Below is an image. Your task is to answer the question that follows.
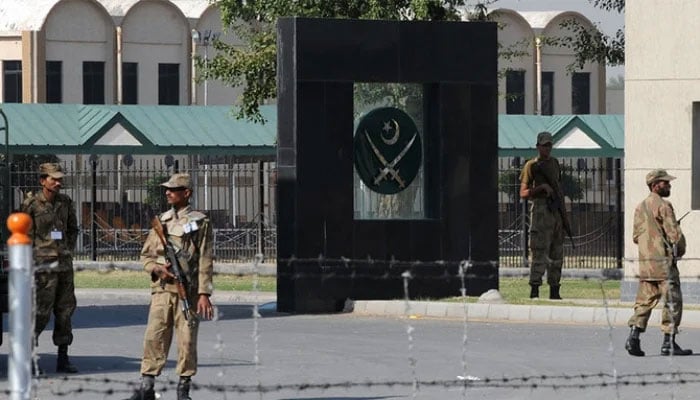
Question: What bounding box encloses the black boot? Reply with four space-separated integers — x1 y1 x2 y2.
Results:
549 285 562 300
529 285 540 299
31 363 44 377
177 376 192 400
56 344 78 373
125 375 156 400
661 334 693 356
625 326 645 357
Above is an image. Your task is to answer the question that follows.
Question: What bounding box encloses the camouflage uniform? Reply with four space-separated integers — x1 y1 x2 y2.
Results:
21 188 79 346
139 205 213 377
520 156 564 287
628 192 686 334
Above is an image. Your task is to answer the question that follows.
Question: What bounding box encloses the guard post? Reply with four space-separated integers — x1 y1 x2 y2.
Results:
8 212 32 400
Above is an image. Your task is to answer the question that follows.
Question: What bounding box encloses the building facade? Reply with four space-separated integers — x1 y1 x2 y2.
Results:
490 8 606 115
0 2 607 113
0 0 241 106
624 1 700 300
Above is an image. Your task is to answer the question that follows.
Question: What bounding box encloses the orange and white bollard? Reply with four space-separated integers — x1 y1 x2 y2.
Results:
7 212 32 400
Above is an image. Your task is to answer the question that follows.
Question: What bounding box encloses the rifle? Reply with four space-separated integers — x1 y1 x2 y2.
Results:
151 217 195 325
532 161 575 248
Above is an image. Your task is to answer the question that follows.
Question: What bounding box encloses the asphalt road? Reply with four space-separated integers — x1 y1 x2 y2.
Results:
2 294 700 400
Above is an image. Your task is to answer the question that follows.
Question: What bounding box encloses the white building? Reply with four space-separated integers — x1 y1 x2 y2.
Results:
625 2 700 300
0 0 241 106
0 2 608 114
490 8 606 115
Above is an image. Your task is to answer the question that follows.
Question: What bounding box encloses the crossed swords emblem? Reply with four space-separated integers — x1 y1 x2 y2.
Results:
364 130 418 189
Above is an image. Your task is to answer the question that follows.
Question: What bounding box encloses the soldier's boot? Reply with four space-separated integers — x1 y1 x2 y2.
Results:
31 335 43 376
56 344 78 373
625 326 645 357
529 285 539 299
177 376 193 400
661 334 693 356
31 363 44 377
124 375 156 400
549 285 562 300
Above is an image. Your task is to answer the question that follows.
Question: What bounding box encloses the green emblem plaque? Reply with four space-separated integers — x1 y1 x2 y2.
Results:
354 107 422 194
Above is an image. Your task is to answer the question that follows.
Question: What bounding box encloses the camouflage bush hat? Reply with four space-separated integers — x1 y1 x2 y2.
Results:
646 169 676 185
161 173 192 190
39 163 65 178
536 131 553 146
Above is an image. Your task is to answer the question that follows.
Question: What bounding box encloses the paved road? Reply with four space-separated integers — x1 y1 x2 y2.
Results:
2 290 700 399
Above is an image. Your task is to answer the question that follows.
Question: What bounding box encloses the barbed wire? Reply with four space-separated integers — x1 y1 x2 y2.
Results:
11 371 700 397
12 253 697 399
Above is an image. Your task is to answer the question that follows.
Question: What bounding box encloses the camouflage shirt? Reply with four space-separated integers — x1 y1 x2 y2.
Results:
633 192 686 280
21 191 79 270
520 156 564 227
140 205 214 296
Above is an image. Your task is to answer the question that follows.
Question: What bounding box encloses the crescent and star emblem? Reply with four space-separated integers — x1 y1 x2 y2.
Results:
353 107 422 195
380 119 400 145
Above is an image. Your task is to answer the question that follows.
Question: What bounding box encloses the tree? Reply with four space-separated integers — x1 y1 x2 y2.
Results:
557 0 625 71
204 0 470 123
143 174 170 215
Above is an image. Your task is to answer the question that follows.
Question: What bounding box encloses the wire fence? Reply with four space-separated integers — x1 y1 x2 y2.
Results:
6 255 700 400
6 155 625 269
498 156 624 269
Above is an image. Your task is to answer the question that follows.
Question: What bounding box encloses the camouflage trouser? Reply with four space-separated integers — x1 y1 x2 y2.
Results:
140 291 199 377
529 202 564 286
34 269 76 346
628 269 683 334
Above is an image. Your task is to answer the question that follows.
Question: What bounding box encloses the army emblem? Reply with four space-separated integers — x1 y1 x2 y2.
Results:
353 107 422 194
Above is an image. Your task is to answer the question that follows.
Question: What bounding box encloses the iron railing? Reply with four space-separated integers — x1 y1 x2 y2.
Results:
8 155 623 268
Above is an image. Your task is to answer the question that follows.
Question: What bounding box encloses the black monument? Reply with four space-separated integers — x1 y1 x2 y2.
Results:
277 17 499 313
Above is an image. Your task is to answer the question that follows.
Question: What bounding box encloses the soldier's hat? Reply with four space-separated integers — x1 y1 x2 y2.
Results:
161 173 192 190
39 163 65 179
646 169 676 185
536 131 553 146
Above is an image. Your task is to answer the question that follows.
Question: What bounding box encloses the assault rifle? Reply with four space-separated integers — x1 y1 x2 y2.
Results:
532 161 575 248
151 217 194 324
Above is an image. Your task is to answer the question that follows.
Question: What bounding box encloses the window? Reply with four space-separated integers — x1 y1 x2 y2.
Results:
158 63 179 105
505 70 525 114
83 61 105 104
572 72 591 114
46 61 62 103
122 62 138 104
3 60 22 103
541 72 554 115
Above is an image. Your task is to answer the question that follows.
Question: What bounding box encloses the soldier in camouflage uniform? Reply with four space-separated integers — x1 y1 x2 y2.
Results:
126 173 214 400
625 169 692 357
21 163 79 374
519 132 565 300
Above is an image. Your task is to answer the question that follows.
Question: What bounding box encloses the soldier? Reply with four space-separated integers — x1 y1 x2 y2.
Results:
625 169 692 357
21 162 79 373
126 173 214 400
519 131 565 300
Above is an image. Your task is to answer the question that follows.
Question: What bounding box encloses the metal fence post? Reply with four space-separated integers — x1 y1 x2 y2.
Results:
91 157 98 261
521 198 529 269
8 212 33 400
615 158 623 269
257 160 265 258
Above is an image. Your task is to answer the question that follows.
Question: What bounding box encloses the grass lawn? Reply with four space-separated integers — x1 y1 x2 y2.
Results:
75 271 620 303
75 270 277 292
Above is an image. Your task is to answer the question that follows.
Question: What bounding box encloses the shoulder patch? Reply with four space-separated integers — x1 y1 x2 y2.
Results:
160 209 175 222
187 211 207 221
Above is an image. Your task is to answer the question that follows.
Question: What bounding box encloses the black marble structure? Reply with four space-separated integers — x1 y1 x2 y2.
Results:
276 18 499 313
